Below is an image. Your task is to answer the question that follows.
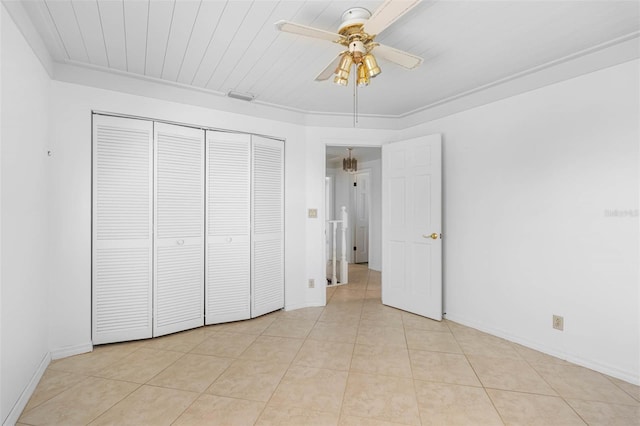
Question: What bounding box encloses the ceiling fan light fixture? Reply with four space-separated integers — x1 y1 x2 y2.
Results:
334 53 353 86
357 64 370 87
275 0 423 90
334 75 349 86
363 53 381 78
335 53 354 78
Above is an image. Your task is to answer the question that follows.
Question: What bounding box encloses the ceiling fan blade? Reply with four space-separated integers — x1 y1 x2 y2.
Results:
363 0 422 36
374 44 423 69
275 20 344 43
315 54 343 81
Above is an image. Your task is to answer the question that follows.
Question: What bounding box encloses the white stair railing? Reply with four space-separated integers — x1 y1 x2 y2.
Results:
328 206 349 285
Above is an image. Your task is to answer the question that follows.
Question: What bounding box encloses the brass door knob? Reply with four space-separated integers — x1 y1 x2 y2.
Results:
423 233 439 240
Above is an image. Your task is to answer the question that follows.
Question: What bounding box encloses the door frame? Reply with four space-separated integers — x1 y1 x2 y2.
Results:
323 144 381 279
325 176 334 265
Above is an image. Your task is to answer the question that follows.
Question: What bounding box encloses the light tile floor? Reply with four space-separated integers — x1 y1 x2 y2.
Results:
18 264 640 425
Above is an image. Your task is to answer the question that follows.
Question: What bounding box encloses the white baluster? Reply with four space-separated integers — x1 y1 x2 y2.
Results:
331 221 338 285
340 206 349 284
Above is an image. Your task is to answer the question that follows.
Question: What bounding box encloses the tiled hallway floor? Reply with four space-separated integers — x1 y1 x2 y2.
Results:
18 264 640 425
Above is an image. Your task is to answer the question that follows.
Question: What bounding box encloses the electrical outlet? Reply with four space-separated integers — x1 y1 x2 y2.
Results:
308 208 318 218
552 315 564 331
308 279 315 289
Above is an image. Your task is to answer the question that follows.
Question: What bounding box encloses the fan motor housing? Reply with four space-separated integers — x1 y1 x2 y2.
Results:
338 7 371 36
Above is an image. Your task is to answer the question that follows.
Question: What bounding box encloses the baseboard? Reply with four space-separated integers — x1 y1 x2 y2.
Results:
3 352 50 426
284 301 324 311
445 313 640 386
50 342 93 360
564 353 640 386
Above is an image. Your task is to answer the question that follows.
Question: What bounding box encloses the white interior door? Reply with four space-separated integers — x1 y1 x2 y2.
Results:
92 115 153 344
354 171 370 263
153 123 204 337
251 136 284 317
205 131 251 324
381 134 442 320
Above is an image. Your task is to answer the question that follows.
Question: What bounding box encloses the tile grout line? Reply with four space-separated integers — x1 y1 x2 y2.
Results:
447 323 507 426
263 265 368 422
338 264 369 424
17 375 97 423
603 374 640 403
402 306 427 426
91 340 207 425
169 335 229 425
249 293 329 424
191 322 267 423
513 343 589 424
17 371 90 416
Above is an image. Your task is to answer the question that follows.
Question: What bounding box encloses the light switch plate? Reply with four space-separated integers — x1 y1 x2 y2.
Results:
308 208 318 218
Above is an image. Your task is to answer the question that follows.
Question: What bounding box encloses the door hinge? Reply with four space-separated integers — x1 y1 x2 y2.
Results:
353 182 357 187
353 246 357 251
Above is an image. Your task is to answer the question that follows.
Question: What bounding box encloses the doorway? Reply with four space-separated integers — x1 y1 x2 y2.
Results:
325 146 381 276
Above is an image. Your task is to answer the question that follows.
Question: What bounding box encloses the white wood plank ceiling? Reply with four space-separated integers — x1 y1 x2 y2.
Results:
18 0 640 116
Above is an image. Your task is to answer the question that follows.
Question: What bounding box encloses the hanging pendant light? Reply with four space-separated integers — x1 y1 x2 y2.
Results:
343 148 358 173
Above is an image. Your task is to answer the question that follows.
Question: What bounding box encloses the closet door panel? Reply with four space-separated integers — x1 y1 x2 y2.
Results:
92 115 153 344
251 136 284 317
207 236 250 323
154 123 204 337
206 131 251 324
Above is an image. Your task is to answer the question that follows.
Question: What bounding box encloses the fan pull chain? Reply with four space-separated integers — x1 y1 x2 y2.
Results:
353 65 358 127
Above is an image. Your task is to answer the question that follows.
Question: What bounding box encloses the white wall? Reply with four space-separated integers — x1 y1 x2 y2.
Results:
1 4 51 422
402 59 640 384
47 81 310 353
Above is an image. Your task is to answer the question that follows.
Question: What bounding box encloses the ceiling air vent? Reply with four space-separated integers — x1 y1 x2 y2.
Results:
227 91 255 102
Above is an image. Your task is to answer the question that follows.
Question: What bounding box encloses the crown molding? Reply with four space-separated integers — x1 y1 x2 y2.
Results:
1 0 55 77
398 33 640 129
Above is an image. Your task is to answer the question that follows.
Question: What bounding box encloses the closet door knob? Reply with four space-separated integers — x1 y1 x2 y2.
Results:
177 239 184 245
226 237 233 243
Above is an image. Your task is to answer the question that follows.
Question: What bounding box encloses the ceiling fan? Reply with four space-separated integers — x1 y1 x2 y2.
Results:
275 0 424 87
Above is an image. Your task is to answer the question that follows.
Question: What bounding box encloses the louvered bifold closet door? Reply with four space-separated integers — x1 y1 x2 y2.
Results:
251 136 284 317
205 131 251 324
154 123 205 337
92 115 153 345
